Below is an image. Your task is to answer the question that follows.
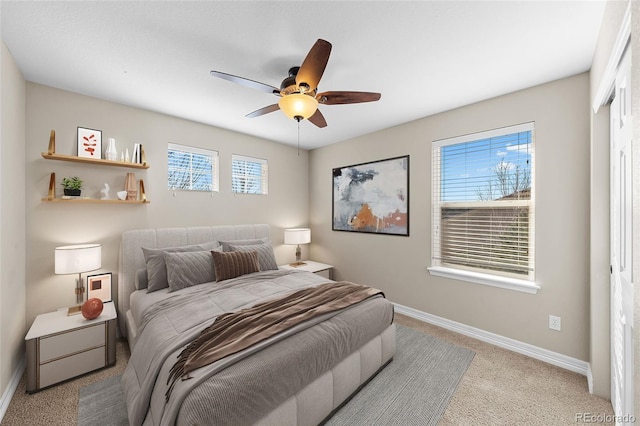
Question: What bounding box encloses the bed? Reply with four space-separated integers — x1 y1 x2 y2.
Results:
117 224 395 425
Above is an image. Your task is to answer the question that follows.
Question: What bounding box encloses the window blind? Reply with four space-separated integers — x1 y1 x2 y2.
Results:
432 123 535 279
168 143 219 192
232 154 268 195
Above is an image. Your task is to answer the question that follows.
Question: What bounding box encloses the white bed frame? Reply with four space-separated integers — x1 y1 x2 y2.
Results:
117 224 395 425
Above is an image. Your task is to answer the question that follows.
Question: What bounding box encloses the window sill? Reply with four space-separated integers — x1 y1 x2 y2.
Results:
427 266 540 294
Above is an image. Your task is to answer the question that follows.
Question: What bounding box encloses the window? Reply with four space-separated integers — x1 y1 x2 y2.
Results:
232 154 268 195
168 143 219 192
430 123 537 292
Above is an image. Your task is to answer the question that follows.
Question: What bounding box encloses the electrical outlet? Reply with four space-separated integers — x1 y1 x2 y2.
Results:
549 315 561 331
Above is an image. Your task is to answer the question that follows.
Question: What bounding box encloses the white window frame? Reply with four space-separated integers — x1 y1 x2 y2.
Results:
428 122 539 294
168 143 219 192
232 154 268 195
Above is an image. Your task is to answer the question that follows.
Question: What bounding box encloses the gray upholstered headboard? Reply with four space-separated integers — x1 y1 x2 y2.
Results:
117 224 271 337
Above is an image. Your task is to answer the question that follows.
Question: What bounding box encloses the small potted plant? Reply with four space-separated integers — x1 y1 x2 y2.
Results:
61 176 83 197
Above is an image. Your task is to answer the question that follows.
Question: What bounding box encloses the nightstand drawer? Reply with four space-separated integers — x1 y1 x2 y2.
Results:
25 303 117 393
39 346 105 388
40 323 105 362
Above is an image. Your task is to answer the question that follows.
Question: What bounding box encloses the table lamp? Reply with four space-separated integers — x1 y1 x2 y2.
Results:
55 243 101 315
284 228 311 267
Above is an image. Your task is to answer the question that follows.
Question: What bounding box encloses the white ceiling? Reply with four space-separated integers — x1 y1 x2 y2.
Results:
1 1 606 150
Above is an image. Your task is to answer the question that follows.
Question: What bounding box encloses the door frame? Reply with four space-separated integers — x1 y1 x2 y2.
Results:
590 0 632 404
592 4 631 116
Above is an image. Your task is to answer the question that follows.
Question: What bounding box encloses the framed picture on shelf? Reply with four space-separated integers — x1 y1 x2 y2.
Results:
77 127 102 159
87 272 112 302
332 155 409 236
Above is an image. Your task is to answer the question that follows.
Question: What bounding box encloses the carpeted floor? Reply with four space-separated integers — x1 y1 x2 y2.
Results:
396 315 615 426
1 336 130 426
1 313 615 425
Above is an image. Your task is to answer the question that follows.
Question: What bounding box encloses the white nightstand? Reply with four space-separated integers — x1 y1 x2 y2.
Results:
25 302 117 393
280 260 334 280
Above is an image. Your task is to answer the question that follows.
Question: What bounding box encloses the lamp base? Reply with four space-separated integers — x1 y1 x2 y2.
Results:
67 305 82 316
288 261 307 267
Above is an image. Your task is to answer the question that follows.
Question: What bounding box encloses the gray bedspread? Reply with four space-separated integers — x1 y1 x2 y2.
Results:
121 270 394 426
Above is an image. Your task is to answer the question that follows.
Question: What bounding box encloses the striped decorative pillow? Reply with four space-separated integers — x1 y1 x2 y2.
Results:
228 241 278 271
164 249 221 292
142 240 220 292
219 238 268 252
211 250 260 282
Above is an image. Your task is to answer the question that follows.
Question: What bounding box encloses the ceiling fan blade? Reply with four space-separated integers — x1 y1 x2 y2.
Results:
246 104 280 118
308 109 327 128
210 70 279 95
296 39 332 93
317 91 381 105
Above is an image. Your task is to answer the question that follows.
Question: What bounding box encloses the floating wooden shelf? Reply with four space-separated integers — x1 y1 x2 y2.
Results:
41 152 149 169
40 197 150 204
42 130 150 204
42 130 149 169
43 172 148 204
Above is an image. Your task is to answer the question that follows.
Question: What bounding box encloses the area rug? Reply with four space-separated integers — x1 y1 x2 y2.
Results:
78 325 474 425
324 325 475 425
78 374 128 425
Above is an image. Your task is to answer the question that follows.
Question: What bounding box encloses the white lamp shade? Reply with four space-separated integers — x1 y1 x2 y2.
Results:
284 228 311 245
55 244 101 275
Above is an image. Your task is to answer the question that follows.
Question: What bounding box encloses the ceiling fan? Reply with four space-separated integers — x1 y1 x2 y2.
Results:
210 39 381 128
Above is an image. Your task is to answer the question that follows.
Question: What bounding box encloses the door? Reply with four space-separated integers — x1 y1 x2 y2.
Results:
610 46 633 424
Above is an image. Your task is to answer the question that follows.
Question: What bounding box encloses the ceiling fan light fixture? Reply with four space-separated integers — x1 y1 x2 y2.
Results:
278 93 318 121
210 39 380 129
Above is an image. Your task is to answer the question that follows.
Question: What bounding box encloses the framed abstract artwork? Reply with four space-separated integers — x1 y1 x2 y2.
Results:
332 155 409 236
87 272 112 303
77 127 102 159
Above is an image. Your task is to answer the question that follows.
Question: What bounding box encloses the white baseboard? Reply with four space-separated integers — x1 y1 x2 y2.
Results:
394 303 591 378
586 364 594 394
0 357 25 423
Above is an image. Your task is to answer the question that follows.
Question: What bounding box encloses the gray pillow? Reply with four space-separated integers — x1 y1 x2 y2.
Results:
164 248 221 292
142 240 220 292
228 241 278 271
219 238 268 252
134 268 148 290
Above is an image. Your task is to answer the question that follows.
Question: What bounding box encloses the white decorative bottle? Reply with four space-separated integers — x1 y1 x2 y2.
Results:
105 138 118 161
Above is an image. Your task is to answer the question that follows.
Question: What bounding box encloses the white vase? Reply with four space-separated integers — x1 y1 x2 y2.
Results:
105 138 118 161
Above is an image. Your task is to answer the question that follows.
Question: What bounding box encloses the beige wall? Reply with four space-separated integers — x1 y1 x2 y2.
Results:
25 83 310 327
1 41 26 403
310 73 591 361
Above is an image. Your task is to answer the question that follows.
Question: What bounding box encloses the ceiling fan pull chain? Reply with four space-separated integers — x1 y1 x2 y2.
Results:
297 118 301 156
